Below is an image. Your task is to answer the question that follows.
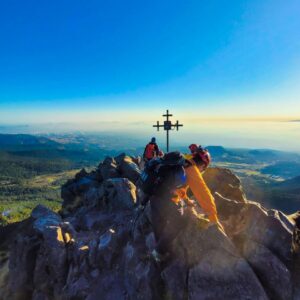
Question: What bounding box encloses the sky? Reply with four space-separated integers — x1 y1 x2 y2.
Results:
0 0 300 149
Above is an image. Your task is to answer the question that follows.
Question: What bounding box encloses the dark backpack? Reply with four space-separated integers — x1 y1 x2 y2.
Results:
140 151 187 195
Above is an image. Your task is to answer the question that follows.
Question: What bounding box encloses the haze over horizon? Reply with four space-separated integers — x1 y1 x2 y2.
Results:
0 0 299 150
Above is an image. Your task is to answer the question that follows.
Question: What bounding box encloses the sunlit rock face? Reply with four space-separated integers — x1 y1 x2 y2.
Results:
203 167 247 203
1 155 300 300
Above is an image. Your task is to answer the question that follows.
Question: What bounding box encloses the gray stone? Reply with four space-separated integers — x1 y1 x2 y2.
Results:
188 250 268 300
243 239 292 300
103 178 137 210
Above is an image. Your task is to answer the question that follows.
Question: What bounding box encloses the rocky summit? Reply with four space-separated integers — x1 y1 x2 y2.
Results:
0 153 300 300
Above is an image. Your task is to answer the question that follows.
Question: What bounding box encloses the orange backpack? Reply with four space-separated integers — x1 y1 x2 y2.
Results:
145 143 156 159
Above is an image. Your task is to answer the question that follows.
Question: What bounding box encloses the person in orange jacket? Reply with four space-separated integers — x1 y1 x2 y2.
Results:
173 145 221 223
143 137 160 162
150 147 223 262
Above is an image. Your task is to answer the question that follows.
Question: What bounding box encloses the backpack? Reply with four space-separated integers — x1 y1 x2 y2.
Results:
140 151 187 195
145 143 156 159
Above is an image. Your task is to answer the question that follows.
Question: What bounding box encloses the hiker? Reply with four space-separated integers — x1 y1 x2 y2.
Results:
143 137 160 162
189 143 199 154
140 148 223 262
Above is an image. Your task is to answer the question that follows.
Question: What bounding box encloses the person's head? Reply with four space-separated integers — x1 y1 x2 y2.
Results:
151 137 156 143
189 143 199 153
192 147 211 172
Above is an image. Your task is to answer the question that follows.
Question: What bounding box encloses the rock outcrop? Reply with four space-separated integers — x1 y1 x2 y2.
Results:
1 155 299 300
203 167 246 203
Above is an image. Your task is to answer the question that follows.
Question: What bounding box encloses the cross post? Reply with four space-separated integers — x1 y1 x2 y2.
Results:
152 110 183 152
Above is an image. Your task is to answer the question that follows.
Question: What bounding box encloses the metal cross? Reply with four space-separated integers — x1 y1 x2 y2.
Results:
153 109 183 152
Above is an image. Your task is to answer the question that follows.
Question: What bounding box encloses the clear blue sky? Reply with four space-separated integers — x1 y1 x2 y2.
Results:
0 0 300 124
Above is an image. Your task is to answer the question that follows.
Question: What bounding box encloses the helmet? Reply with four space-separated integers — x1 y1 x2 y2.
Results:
151 137 156 143
189 143 199 153
193 147 211 170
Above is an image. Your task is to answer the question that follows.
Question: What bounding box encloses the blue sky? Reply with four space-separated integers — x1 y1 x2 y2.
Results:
0 0 300 124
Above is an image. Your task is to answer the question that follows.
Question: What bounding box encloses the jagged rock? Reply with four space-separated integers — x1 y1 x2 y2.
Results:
33 230 67 297
6 206 69 300
292 253 300 300
132 203 153 243
87 169 103 182
3 162 300 300
115 154 141 184
32 205 62 232
114 153 127 165
215 193 293 263
203 167 246 202
122 243 162 300
75 168 89 180
0 253 9 300
83 185 104 208
0 219 34 300
97 228 121 268
8 234 40 300
86 273 127 300
64 273 91 299
161 260 188 300
32 290 49 300
173 209 267 299
98 157 120 180
78 210 112 231
290 212 300 254
242 239 292 300
103 178 137 210
174 208 233 267
131 156 142 168
188 250 268 300
61 173 100 214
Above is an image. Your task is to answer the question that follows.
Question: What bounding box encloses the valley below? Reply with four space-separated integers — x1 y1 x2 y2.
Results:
0 133 299 225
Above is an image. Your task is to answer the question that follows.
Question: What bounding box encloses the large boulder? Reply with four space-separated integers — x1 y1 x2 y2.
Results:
103 178 137 211
115 154 141 184
8 234 40 300
98 157 120 180
188 251 268 300
173 209 268 300
203 167 246 202
7 206 70 300
161 260 188 300
122 243 163 300
214 193 293 263
61 169 101 214
242 239 292 300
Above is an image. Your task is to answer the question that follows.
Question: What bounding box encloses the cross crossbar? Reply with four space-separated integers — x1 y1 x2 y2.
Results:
152 110 183 151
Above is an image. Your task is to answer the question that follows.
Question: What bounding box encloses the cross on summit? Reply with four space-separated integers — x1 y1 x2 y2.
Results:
153 109 183 152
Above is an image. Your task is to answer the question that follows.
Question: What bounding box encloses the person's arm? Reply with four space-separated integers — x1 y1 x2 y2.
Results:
143 144 148 158
185 165 218 222
154 143 159 156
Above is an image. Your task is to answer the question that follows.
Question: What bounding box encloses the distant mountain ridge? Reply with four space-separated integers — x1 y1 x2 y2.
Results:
1 133 300 214
0 134 59 150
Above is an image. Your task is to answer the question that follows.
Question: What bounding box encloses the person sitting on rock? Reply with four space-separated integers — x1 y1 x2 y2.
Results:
141 148 224 262
143 137 160 162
